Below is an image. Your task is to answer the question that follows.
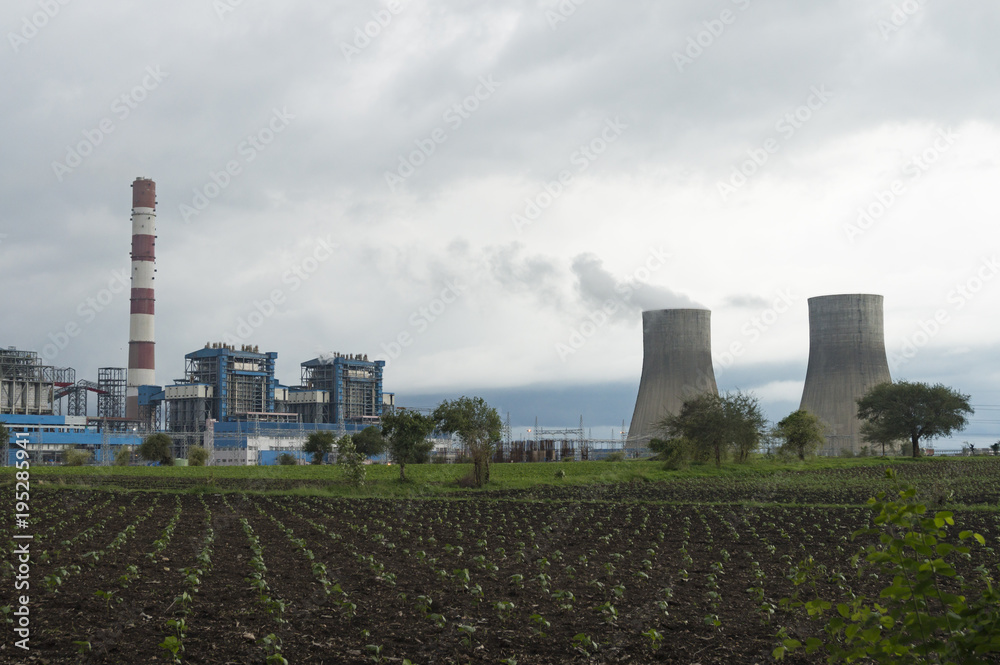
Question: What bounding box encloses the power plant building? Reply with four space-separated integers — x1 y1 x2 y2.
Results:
799 294 893 455
164 344 285 450
627 309 719 444
278 354 385 426
1 347 73 416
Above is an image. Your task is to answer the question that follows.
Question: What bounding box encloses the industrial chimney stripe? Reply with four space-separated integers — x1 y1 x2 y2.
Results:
126 177 156 420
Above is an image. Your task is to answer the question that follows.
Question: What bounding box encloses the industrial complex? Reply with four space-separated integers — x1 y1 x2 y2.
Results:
625 297 894 456
1 177 899 464
1 178 392 466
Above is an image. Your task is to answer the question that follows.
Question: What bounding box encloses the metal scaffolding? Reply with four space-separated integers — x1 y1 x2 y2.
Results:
98 368 127 420
1 347 74 415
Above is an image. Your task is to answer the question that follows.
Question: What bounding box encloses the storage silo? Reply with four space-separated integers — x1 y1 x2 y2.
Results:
627 309 718 444
799 294 892 455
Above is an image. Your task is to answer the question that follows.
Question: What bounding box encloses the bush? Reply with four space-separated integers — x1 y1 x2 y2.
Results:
651 437 690 470
62 447 92 466
188 446 209 466
604 451 626 462
837 447 855 458
336 436 366 487
776 469 1000 663
114 447 132 466
277 453 297 466
140 433 175 466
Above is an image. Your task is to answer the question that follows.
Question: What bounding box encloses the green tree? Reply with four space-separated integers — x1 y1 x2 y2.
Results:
336 435 366 487
433 396 503 487
352 426 386 458
277 452 298 465
658 390 766 467
659 393 726 466
380 410 437 482
774 409 826 460
139 433 175 466
303 431 335 465
187 446 209 466
856 381 973 458
725 391 767 463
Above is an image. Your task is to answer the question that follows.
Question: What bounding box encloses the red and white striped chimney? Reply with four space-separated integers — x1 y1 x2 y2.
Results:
126 177 156 420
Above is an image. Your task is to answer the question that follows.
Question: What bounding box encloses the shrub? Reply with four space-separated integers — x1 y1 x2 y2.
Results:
277 453 297 466
336 436 366 487
140 433 175 466
114 447 132 466
650 437 690 470
776 469 1000 663
604 451 626 463
188 446 209 466
62 447 92 466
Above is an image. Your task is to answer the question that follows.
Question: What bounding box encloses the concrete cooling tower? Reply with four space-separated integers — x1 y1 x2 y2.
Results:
627 309 718 444
799 294 892 455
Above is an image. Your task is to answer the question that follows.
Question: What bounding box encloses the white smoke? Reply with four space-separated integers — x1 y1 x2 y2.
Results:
570 253 703 317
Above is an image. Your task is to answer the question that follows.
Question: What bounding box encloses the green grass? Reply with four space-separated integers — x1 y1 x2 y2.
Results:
1 453 983 498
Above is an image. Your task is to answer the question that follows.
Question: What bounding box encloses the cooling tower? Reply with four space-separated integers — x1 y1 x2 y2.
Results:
799 294 892 455
126 177 156 420
627 309 718 444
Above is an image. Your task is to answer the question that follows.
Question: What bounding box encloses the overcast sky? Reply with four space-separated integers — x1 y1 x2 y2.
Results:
2 1 998 447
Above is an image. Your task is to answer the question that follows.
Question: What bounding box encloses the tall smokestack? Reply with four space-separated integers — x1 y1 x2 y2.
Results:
627 309 718 444
799 294 892 455
126 177 156 420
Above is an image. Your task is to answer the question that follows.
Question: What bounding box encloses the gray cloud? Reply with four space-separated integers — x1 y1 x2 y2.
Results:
2 0 999 422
